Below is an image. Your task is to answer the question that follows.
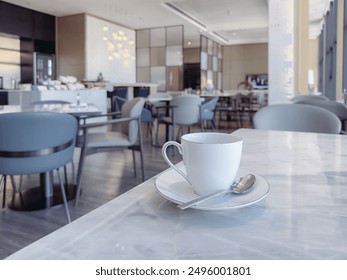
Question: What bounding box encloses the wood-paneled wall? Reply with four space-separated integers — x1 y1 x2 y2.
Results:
222 43 268 90
56 14 86 80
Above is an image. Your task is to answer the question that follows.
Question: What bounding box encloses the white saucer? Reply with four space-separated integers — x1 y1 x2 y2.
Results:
155 167 270 211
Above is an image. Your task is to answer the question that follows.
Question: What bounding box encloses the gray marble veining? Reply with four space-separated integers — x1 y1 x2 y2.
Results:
6 129 347 259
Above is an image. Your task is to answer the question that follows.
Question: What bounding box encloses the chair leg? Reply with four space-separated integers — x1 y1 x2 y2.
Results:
140 150 145 182
200 120 204 132
1 175 6 208
9 176 18 205
70 160 76 185
64 166 68 189
75 147 87 207
132 150 137 178
17 175 22 192
155 120 160 147
150 121 156 145
138 118 145 181
210 120 216 131
56 168 71 223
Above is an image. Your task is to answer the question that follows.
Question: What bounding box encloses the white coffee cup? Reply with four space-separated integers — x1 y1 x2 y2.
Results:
162 132 243 196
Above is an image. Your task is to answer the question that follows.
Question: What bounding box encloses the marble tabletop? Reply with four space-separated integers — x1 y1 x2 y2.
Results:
7 129 347 259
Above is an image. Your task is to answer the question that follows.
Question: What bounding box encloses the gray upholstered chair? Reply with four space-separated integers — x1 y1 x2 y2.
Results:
253 104 341 134
291 95 330 103
294 99 347 132
156 94 202 144
199 97 218 131
28 100 75 187
111 95 154 141
74 97 145 206
0 112 78 223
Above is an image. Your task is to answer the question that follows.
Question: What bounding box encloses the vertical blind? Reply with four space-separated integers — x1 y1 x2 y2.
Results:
319 0 338 99
343 0 347 92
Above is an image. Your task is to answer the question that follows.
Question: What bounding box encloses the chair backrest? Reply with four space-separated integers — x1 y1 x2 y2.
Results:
294 99 347 121
109 87 128 112
170 95 202 125
141 107 152 123
112 95 127 113
121 97 146 143
0 112 78 175
291 95 330 103
200 97 219 121
253 104 341 134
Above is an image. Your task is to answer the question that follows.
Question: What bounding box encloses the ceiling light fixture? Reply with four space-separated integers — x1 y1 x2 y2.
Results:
162 2 230 45
208 31 230 45
161 2 207 31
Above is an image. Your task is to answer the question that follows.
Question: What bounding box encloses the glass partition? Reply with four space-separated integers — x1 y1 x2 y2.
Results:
200 35 223 91
136 25 183 91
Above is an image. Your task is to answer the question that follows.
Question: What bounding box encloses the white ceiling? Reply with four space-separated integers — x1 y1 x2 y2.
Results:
3 0 331 47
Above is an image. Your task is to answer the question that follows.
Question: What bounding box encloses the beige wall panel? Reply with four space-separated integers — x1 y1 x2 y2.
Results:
57 14 86 80
137 67 150 83
183 48 200 63
167 66 183 91
244 44 268 60
150 47 166 66
223 43 268 89
294 0 310 94
244 58 268 74
225 45 245 60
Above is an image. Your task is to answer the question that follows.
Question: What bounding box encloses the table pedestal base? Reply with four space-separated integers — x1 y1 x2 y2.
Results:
8 184 76 211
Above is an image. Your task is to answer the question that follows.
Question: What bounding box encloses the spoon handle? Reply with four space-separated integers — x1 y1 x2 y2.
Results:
177 174 256 210
177 189 230 210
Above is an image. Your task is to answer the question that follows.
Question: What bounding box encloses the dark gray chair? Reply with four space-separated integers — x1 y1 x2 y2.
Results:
253 104 341 134
294 99 347 133
75 97 146 206
0 112 78 223
291 95 330 103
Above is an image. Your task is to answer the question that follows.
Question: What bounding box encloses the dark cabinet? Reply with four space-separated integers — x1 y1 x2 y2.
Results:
20 38 34 83
34 39 55 54
33 12 55 42
0 91 8 105
0 2 33 38
0 2 55 42
0 2 56 84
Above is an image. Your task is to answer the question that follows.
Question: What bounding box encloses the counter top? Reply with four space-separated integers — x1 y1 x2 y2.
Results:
111 82 158 87
7 129 347 260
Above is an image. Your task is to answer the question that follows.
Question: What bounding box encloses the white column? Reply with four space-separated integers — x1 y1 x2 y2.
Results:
268 0 295 104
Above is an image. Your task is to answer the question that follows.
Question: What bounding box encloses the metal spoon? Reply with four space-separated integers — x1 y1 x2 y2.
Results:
177 174 256 210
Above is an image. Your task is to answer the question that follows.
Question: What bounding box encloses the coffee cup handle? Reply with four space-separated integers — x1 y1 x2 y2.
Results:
162 141 191 185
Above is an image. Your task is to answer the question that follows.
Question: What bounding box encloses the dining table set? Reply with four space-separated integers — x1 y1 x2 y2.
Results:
6 128 347 260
